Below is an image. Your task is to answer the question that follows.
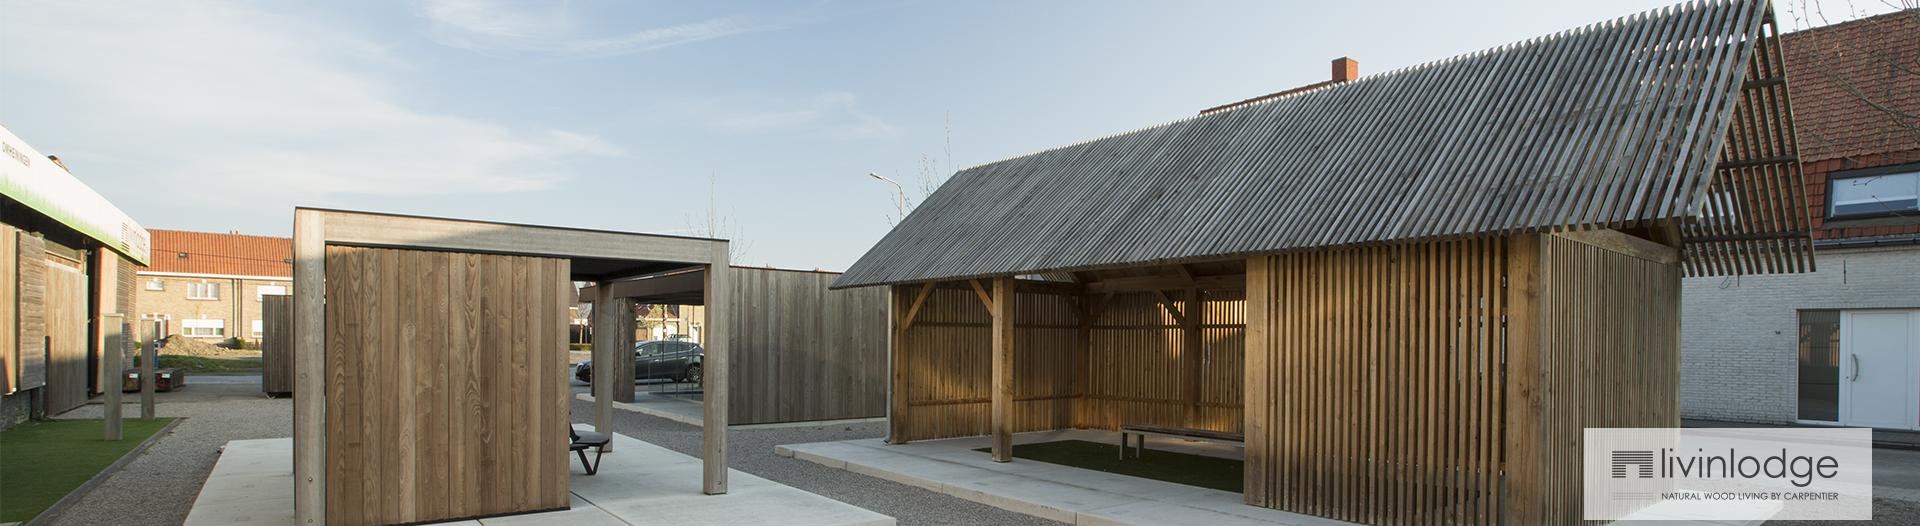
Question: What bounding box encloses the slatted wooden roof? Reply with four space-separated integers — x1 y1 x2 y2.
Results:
836 0 1811 288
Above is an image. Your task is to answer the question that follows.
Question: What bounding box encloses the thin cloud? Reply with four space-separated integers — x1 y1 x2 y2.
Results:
0 1 619 201
699 92 902 140
419 0 778 58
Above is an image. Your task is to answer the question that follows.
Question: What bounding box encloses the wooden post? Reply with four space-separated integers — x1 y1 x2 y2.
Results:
1183 287 1203 427
590 282 631 452
702 246 731 495
1503 234 1542 525
292 208 325 526
141 322 157 419
1243 256 1269 506
102 314 123 441
888 286 908 444
990 277 1014 462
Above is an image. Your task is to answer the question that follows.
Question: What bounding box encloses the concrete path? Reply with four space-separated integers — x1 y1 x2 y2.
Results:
183 428 892 526
778 429 1354 526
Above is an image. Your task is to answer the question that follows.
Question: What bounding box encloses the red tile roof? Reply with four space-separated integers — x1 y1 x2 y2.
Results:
139 229 291 278
1783 10 1920 163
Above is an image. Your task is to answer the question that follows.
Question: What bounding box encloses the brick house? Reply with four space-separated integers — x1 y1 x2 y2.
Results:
134 229 291 345
1680 10 1920 427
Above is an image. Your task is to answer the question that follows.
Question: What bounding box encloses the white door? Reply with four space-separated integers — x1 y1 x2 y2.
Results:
1841 310 1919 430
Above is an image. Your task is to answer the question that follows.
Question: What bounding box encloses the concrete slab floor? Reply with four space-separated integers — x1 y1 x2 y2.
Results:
183 428 892 526
778 429 1352 526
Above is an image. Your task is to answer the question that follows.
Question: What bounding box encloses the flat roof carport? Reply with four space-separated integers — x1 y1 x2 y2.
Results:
292 208 733 525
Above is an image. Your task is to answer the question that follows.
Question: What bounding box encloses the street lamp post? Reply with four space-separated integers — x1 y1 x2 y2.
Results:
868 172 908 218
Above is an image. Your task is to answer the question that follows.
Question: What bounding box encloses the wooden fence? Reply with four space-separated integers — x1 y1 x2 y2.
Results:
322 246 571 525
726 267 888 425
262 294 293 396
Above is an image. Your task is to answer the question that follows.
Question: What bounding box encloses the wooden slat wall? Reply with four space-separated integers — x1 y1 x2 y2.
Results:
1245 238 1509 525
16 234 46 391
262 295 293 395
1078 290 1245 433
893 284 1078 442
2 225 14 395
727 267 887 425
43 258 89 414
1517 233 1682 525
323 246 569 526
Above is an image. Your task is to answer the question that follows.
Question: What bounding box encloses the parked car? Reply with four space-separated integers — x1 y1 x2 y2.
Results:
573 340 704 384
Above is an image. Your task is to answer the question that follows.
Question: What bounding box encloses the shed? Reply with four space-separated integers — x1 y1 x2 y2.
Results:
831 0 1812 524
290 208 734 525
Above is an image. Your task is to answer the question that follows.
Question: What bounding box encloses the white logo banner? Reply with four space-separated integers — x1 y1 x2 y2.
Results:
1584 428 1873 521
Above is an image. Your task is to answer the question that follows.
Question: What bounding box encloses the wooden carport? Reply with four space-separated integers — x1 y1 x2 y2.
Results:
291 208 732 526
834 1 1813 524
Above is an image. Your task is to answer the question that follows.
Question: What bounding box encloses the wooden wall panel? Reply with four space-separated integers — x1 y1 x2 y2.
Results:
262 295 293 395
16 234 45 391
43 258 88 414
2 225 14 395
893 284 1079 442
323 246 569 525
1517 233 1682 525
726 267 887 425
1078 290 1245 433
1244 239 1508 525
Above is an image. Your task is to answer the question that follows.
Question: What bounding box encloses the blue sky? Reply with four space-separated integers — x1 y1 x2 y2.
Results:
1 0 1898 270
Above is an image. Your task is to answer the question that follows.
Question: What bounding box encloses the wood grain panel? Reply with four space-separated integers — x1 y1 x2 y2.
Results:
43 258 88 414
2 225 14 395
891 283 1080 442
16 233 45 391
324 246 569 525
263 295 294 395
726 267 887 425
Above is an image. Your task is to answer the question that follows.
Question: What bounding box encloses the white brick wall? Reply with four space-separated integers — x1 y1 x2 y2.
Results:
1680 244 1920 424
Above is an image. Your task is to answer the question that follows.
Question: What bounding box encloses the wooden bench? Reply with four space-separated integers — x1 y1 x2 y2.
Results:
1119 424 1244 459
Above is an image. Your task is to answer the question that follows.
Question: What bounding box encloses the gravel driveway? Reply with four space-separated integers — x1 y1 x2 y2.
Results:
36 375 291 526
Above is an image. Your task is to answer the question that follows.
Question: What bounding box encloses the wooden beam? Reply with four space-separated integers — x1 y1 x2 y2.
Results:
990 277 1015 462
1085 273 1243 294
1153 289 1188 326
311 207 720 264
899 282 935 333
968 279 994 311
1554 229 1678 265
292 208 326 526
701 244 731 495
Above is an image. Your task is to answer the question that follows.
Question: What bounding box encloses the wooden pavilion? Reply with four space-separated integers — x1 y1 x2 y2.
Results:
831 1 1813 524
290 208 733 526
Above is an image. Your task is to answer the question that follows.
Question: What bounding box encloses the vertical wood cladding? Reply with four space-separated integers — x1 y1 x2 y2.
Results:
262 295 293 395
726 267 888 425
323 246 569 525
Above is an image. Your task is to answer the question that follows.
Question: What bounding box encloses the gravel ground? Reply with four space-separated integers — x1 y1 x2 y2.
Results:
36 376 291 526
568 393 1062 526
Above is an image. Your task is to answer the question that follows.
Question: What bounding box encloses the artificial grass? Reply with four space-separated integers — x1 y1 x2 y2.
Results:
136 354 262 374
974 439 1243 492
0 418 176 522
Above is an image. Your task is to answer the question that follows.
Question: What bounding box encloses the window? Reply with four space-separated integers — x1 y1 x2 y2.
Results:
183 319 226 338
251 320 264 339
145 278 164 291
1828 165 1920 220
1798 310 1840 422
257 284 287 301
187 281 220 300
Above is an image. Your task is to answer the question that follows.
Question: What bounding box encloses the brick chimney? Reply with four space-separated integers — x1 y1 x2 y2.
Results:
1200 56 1363 115
1332 57 1359 82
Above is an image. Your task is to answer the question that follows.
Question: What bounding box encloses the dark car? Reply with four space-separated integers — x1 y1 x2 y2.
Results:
573 340 704 384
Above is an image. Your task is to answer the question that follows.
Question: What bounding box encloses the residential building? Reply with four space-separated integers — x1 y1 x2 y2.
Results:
1680 10 1920 427
134 229 292 345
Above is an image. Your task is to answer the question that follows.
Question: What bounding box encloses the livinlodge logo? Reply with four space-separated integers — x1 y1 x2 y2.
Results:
1608 448 1840 487
1583 428 1872 521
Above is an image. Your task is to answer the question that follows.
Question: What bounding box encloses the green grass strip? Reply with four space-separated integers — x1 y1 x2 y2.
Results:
0 418 176 522
975 439 1243 492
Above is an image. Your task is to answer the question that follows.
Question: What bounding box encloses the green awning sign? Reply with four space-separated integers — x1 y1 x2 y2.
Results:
1 123 150 265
